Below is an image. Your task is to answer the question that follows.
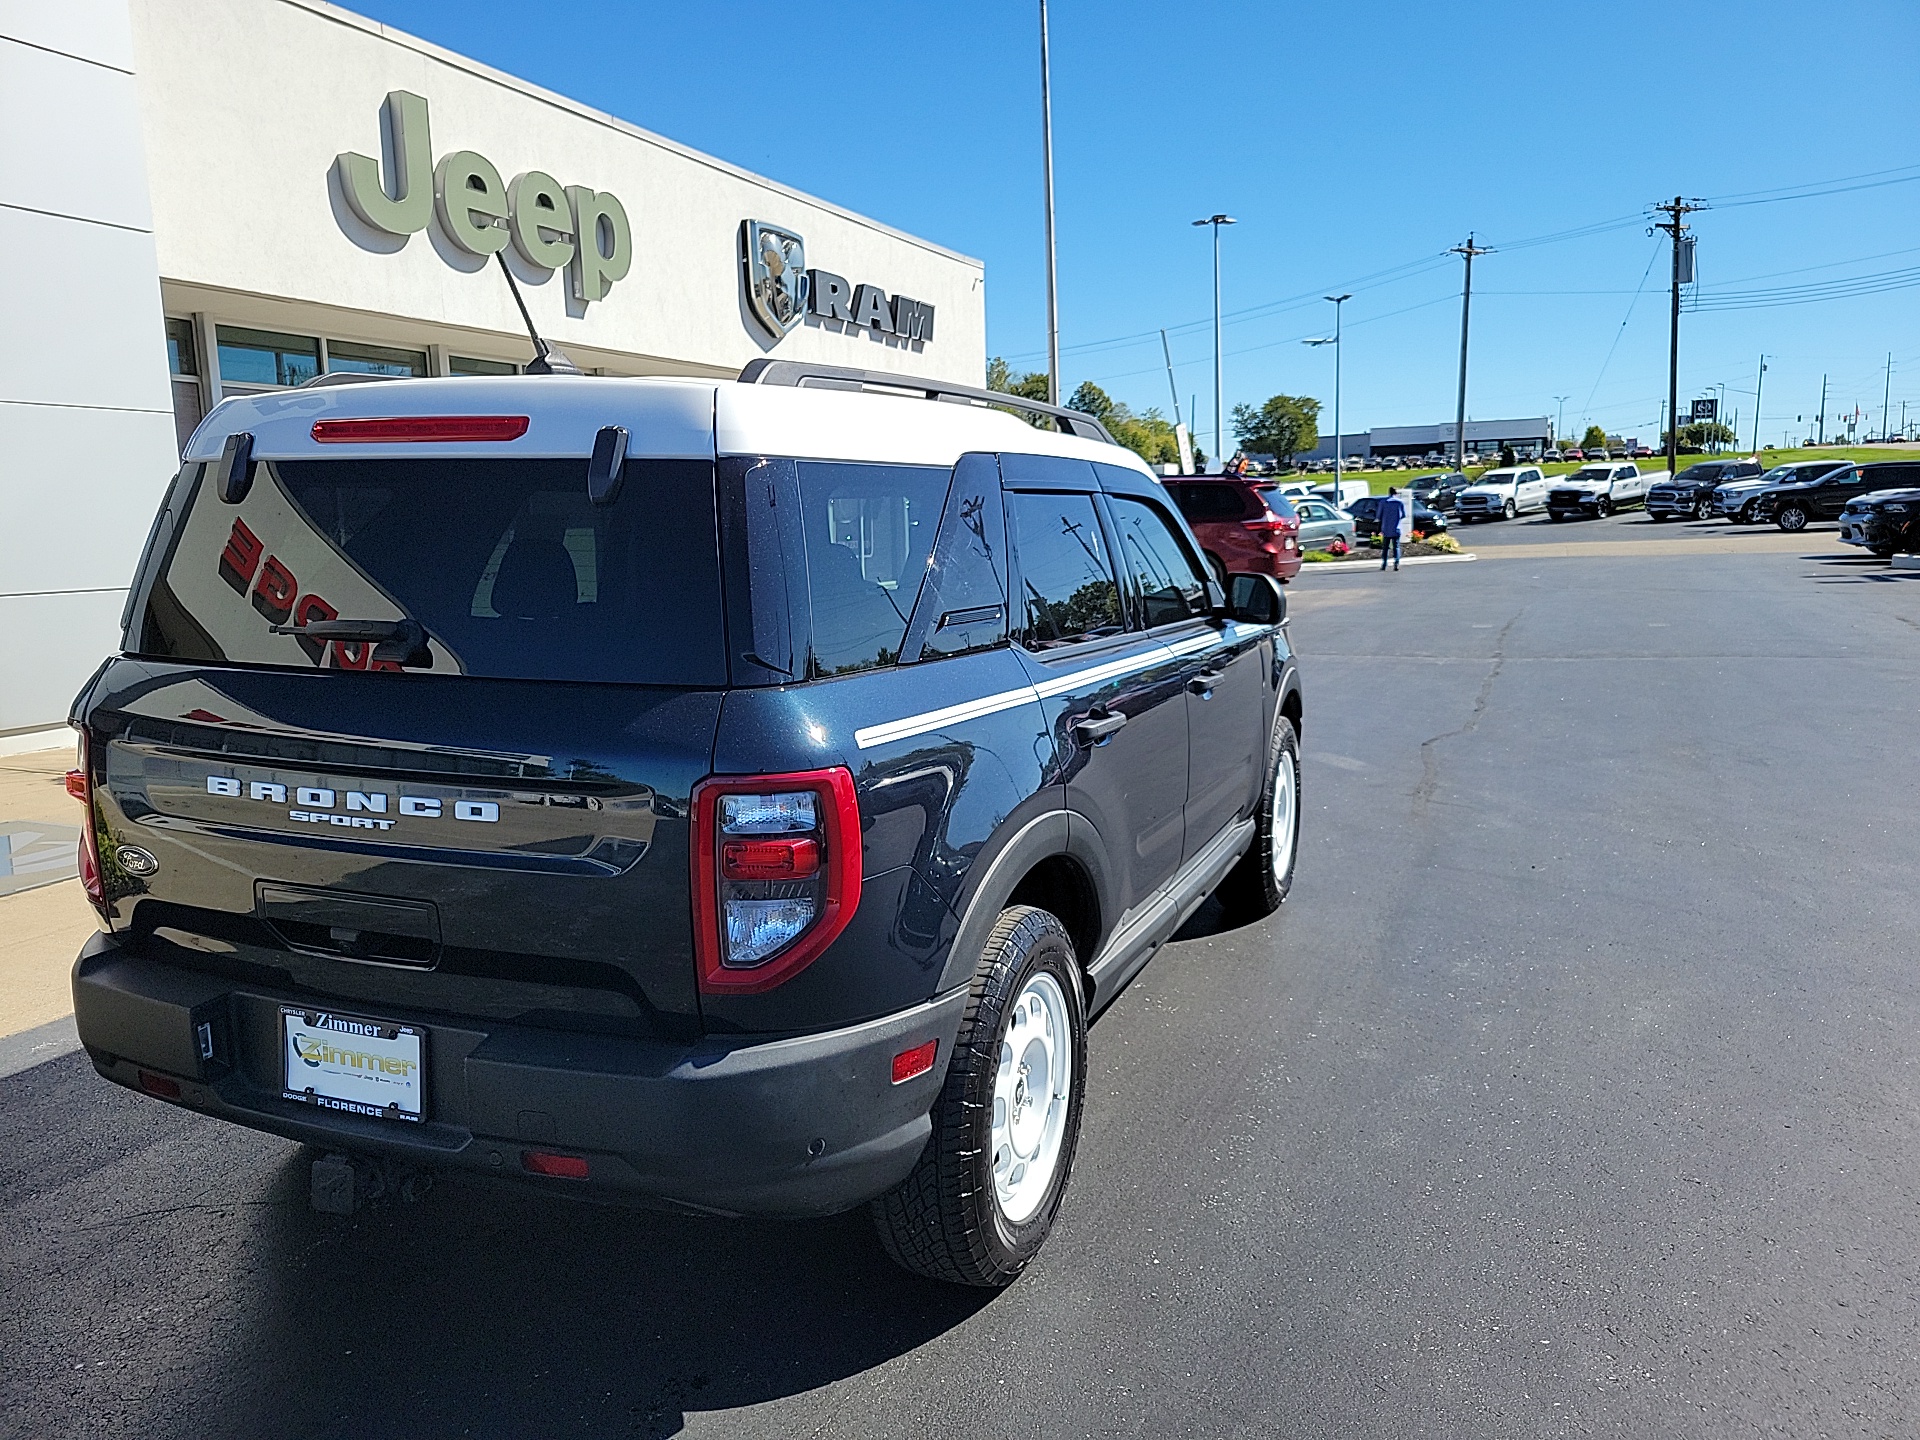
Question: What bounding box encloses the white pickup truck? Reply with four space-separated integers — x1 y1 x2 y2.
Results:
1454 465 1548 522
1547 462 1649 521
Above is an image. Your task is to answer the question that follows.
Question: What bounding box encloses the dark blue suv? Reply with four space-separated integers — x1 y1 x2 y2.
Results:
66 362 1304 1286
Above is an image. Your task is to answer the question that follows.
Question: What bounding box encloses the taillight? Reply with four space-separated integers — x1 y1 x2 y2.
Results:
310 415 530 443
69 729 106 919
1244 514 1293 533
691 768 861 994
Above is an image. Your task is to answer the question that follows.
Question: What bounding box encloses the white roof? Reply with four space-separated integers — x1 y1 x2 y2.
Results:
182 376 1153 478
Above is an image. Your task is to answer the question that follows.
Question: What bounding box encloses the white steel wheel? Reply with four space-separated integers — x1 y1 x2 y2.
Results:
991 972 1073 1224
1269 739 1298 888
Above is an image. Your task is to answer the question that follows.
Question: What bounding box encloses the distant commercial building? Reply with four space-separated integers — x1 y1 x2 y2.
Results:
1369 418 1551 460
1296 432 1372 463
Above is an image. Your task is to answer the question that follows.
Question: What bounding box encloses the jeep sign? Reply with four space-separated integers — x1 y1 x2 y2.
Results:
336 91 632 305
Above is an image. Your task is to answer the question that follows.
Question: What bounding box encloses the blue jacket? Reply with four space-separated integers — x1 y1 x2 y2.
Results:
1377 495 1408 536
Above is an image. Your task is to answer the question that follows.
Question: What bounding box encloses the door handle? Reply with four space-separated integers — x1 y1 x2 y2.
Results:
1071 710 1128 744
1187 668 1225 699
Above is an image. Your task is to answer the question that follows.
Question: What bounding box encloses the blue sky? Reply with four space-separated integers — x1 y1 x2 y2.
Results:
354 0 1920 453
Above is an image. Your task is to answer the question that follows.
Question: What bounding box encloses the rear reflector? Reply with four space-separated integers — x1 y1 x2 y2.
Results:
891 1039 939 1085
522 1150 589 1179
65 769 86 800
138 1071 182 1099
721 837 821 881
310 415 530 444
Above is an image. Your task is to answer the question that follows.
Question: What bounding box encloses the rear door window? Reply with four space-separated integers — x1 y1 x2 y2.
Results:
1006 491 1123 648
1108 496 1208 629
136 457 727 685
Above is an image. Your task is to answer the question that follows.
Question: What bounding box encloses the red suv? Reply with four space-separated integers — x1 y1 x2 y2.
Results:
1167 478 1303 583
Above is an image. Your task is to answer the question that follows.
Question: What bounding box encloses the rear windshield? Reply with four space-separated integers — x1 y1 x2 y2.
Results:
134 457 726 685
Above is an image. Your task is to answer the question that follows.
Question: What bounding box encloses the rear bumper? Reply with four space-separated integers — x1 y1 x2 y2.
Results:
72 931 967 1218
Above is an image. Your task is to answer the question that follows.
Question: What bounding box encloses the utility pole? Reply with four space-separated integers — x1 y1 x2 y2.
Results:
1193 214 1236 471
1160 328 1193 475
1884 353 1894 442
1818 374 1828 445
1752 354 1766 455
1304 296 1351 494
1450 234 1491 472
1038 0 1059 404
1553 394 1569 446
1652 195 1705 476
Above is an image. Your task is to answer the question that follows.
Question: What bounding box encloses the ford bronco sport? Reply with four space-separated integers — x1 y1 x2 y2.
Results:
67 360 1303 1287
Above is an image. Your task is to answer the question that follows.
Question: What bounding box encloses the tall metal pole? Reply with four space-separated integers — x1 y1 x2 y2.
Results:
1553 394 1569 446
1192 215 1236 470
1818 374 1828 445
1884 352 1894 442
1450 235 1489 471
1038 0 1059 405
1159 329 1182 427
1752 354 1766 454
1327 294 1350 494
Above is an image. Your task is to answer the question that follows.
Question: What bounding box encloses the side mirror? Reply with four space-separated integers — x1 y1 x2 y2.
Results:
1227 572 1286 626
218 432 255 504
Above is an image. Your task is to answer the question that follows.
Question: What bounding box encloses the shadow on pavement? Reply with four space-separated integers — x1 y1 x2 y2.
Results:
223 1150 992 1437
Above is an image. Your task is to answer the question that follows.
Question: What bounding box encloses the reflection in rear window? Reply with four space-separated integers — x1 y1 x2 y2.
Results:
135 458 726 685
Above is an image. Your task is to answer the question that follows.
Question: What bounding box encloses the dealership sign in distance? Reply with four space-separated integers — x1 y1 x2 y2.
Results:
740 220 935 345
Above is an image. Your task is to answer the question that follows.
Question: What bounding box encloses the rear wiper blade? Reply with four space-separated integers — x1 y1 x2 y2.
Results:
269 617 431 668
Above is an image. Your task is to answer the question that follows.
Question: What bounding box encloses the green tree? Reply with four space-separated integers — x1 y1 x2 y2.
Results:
1580 424 1608 450
1068 381 1183 468
1230 394 1321 465
1679 419 1736 449
986 356 1054 429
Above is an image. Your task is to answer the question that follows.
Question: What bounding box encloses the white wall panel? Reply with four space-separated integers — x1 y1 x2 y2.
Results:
0 39 154 229
0 591 127 734
0 401 178 594
0 206 172 411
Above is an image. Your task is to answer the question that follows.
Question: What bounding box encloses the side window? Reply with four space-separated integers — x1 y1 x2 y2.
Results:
1173 484 1246 523
796 461 948 677
899 453 1009 663
1108 496 1208 629
1006 491 1123 648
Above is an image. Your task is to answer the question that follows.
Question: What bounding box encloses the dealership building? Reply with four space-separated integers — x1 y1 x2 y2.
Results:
1 0 987 747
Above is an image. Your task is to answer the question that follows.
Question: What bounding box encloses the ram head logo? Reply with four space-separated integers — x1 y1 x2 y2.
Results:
741 220 809 339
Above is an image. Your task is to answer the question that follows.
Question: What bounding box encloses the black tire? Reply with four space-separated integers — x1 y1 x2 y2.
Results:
871 906 1087 1288
1777 505 1809 532
1872 545 1896 559
1218 716 1301 918
1650 511 1669 523
1502 498 1517 520
1548 512 1565 523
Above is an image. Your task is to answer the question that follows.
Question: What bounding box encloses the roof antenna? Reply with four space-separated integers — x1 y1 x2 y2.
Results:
495 251 582 375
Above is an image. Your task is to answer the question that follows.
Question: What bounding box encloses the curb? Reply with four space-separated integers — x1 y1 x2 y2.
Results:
0 1014 80 1081
1304 553 1478 573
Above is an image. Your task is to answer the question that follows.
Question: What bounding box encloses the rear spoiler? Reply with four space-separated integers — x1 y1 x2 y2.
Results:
737 359 1116 445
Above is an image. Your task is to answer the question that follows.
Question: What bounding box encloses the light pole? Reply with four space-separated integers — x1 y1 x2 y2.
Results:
1553 395 1569 448
1752 354 1766 455
1038 0 1059 404
1193 214 1235 470
1304 295 1351 493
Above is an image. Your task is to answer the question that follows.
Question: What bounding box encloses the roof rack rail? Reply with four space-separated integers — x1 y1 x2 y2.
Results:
737 359 1116 445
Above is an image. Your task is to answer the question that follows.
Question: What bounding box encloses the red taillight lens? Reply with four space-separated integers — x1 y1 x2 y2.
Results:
690 768 862 995
138 1070 181 1099
310 415 530 444
70 730 106 918
522 1151 590 1179
891 1040 939 1085
1244 514 1294 533
721 837 821 880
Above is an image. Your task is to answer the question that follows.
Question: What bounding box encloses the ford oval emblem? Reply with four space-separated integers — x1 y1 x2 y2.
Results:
114 845 160 877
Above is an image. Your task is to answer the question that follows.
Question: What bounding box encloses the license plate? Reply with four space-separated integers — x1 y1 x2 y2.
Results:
282 1006 425 1122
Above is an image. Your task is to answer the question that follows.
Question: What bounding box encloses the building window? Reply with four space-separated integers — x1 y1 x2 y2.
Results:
329 340 428 378
450 355 518 376
165 318 198 376
217 326 319 388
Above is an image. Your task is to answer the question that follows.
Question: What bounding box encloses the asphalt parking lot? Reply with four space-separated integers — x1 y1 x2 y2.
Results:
7 509 1920 1439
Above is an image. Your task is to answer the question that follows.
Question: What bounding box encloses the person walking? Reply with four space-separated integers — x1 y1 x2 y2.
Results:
1378 486 1408 572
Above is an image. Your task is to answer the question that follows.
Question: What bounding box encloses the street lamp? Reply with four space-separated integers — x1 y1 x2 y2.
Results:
1553 395 1569 447
1304 294 1351 493
1038 0 1059 404
1192 214 1235 470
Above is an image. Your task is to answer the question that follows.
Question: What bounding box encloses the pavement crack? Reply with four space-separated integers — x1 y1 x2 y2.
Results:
1413 613 1516 818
